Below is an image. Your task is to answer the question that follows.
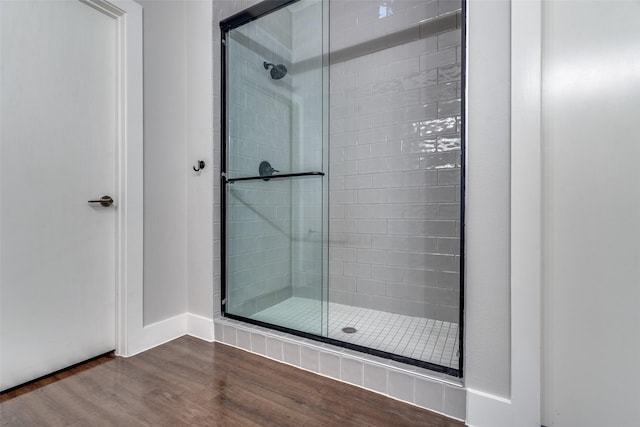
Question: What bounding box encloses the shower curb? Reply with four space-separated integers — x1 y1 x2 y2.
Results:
213 316 466 421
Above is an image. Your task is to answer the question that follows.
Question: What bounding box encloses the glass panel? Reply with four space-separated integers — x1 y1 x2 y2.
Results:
224 0 327 337
224 0 463 375
225 1 324 180
226 176 324 336
326 1 462 371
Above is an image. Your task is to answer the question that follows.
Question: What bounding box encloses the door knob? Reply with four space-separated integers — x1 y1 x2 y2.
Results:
88 195 114 207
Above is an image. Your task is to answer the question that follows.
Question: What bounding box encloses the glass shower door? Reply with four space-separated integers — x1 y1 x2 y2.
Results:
221 0 327 336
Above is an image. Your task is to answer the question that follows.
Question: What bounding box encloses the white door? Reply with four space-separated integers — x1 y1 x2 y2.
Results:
1 0 119 390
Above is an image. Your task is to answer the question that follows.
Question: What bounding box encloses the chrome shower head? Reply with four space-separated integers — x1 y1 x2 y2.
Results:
263 61 287 80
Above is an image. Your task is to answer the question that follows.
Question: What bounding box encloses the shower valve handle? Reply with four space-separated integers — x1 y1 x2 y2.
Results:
259 161 279 177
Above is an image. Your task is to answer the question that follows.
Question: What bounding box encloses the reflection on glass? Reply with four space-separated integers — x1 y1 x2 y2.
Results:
224 0 327 337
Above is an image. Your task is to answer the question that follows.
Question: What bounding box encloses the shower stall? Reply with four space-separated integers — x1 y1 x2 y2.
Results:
220 0 463 376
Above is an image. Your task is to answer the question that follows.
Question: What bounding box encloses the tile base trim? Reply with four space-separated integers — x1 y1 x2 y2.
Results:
214 316 466 421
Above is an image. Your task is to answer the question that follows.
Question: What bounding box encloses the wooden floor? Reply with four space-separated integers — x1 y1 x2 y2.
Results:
0 352 116 404
0 336 464 426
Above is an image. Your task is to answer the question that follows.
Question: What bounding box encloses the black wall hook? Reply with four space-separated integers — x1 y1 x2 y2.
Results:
193 160 205 172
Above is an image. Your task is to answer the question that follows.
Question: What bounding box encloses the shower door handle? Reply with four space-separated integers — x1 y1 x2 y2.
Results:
88 195 114 207
225 171 325 183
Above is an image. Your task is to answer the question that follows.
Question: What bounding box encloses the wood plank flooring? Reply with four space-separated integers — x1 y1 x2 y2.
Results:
0 353 116 404
0 336 464 426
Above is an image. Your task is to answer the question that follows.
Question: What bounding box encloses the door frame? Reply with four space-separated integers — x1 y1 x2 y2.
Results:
464 0 542 425
80 0 144 358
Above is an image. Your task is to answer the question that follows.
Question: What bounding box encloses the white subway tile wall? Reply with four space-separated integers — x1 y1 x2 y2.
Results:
329 0 462 323
223 0 328 328
224 4 296 318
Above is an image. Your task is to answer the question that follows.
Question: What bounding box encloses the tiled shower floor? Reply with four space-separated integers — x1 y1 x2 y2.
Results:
251 297 459 369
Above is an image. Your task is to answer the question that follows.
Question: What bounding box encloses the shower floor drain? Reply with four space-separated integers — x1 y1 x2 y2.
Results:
342 326 357 334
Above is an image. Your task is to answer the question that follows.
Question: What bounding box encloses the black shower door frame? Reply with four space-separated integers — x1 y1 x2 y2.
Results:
219 0 466 378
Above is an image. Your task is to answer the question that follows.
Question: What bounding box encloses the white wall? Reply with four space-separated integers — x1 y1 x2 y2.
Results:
541 1 640 425
465 0 511 399
137 0 189 325
136 0 214 325
468 1 640 425
186 0 215 320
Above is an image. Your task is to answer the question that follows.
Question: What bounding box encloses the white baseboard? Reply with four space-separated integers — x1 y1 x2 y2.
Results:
126 313 188 357
466 388 513 427
186 313 214 341
123 312 214 357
